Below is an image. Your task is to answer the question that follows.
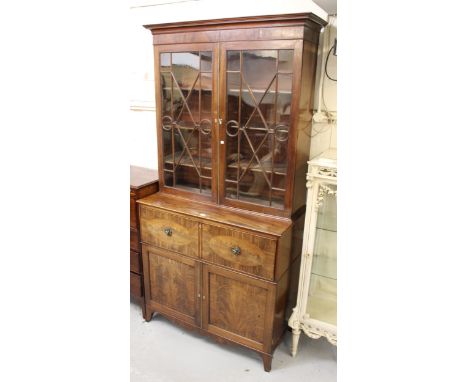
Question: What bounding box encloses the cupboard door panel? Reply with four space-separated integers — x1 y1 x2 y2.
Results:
201 224 276 280
202 264 275 351
145 246 200 326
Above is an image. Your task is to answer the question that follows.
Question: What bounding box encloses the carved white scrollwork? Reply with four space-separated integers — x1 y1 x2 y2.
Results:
316 184 337 210
301 320 337 345
288 307 300 330
317 166 337 178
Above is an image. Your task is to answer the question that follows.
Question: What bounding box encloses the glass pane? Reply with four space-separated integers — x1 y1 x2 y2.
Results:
278 50 293 72
226 72 240 122
160 53 170 71
164 171 174 187
173 127 185 164
185 76 199 125
224 48 293 209
306 274 336 325
312 191 337 279
200 73 212 120
172 52 199 92
174 128 202 190
242 50 277 104
306 190 337 325
175 166 201 192
160 72 172 117
225 132 239 184
227 51 240 71
312 228 337 279
237 129 271 206
201 177 212 194
277 73 292 125
162 128 173 171
317 191 337 231
225 70 240 186
200 51 212 72
160 50 213 196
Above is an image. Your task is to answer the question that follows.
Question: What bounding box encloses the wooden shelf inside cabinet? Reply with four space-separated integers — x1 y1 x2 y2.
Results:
142 12 327 372
163 153 288 175
130 165 159 317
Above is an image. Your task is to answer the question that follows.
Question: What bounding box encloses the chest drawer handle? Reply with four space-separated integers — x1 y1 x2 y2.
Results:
163 227 173 237
231 246 241 256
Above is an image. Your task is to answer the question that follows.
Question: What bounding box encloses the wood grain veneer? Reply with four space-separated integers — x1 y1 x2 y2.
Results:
140 206 199 258
201 224 277 280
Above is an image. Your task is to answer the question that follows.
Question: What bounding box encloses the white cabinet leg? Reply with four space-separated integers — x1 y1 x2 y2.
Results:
291 328 301 357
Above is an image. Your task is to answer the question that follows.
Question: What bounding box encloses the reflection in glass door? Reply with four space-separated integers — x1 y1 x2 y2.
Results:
159 50 214 196
223 49 294 209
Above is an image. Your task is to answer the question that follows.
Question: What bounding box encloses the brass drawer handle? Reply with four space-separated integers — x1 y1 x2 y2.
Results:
163 227 173 237
231 246 241 256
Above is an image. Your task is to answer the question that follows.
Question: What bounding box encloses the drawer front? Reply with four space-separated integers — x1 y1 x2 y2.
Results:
201 224 277 280
140 206 199 258
130 250 141 274
130 272 143 298
130 195 137 229
130 228 140 252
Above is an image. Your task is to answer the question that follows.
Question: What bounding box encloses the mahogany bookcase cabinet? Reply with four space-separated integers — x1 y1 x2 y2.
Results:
137 13 327 372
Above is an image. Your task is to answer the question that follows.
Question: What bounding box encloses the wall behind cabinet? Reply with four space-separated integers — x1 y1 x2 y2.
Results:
310 15 337 158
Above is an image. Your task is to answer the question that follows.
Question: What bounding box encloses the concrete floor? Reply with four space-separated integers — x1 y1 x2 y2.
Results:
130 302 337 382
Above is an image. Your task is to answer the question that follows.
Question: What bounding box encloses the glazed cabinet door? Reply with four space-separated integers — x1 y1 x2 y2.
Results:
219 40 301 214
202 263 276 352
142 245 202 327
155 43 219 203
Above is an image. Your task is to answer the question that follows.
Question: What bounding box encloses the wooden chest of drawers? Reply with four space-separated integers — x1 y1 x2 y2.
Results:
130 166 159 314
137 193 294 371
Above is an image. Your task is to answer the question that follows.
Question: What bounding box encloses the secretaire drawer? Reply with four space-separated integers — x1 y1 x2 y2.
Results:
201 224 277 280
139 206 199 258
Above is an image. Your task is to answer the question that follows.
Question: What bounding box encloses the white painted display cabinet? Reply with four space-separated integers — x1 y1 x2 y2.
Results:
288 149 337 355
